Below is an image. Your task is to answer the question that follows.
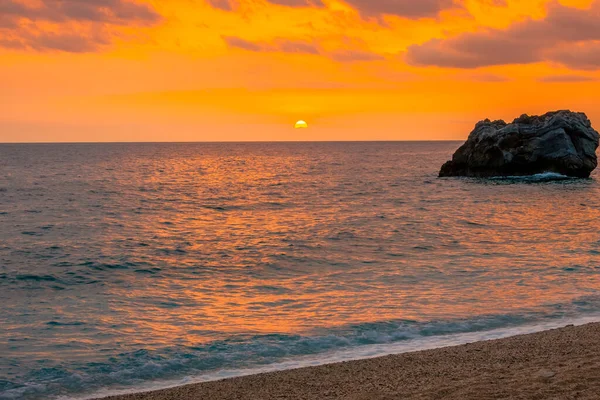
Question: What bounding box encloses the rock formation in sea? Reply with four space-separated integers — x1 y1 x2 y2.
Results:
439 110 599 178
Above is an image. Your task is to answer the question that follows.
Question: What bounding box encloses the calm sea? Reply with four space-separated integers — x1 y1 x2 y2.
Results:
1 142 600 399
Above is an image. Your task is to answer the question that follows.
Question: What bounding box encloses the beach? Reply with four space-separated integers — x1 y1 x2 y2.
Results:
97 322 600 400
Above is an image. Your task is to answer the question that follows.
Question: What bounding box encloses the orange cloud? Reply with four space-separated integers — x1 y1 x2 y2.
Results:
0 0 162 52
343 0 463 19
223 36 320 54
405 1 600 69
207 0 324 11
538 74 598 82
549 41 600 70
207 0 464 19
222 35 386 62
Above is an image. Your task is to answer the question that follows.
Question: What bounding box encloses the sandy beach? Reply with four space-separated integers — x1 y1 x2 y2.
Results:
96 322 600 400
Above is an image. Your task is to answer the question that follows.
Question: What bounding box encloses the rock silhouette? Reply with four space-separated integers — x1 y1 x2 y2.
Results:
440 110 599 178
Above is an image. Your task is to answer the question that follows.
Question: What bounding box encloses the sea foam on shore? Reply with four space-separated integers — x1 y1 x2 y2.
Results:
78 315 600 400
90 321 600 400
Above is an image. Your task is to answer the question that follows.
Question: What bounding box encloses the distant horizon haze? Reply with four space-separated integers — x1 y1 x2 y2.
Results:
0 139 464 144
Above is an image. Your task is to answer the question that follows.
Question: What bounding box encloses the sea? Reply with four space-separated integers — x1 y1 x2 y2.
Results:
1 142 600 400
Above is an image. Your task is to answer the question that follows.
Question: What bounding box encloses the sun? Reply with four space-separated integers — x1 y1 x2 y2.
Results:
295 120 308 129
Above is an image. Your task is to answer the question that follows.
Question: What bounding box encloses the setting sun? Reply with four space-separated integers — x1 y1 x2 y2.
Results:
295 120 308 129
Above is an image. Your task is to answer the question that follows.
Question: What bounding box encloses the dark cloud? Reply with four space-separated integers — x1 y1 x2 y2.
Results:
0 37 26 49
538 75 598 83
0 14 18 29
206 0 235 11
481 0 508 6
222 36 263 51
0 29 112 52
547 42 600 71
0 0 162 52
405 1 600 69
211 0 457 17
0 1 29 17
406 36 540 68
207 0 323 11
34 32 111 52
277 39 320 54
1 0 161 25
223 36 320 54
266 0 325 7
223 35 382 62
343 0 460 19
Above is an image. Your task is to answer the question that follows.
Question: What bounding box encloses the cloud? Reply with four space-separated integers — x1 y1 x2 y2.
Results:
18 31 111 52
0 0 162 52
266 0 325 7
223 36 264 51
208 0 455 18
0 14 18 29
405 1 600 69
547 42 600 70
277 40 320 54
406 36 540 68
464 73 509 82
0 0 161 25
538 75 598 83
207 0 323 11
206 0 235 10
223 36 320 54
342 0 461 19
223 35 383 62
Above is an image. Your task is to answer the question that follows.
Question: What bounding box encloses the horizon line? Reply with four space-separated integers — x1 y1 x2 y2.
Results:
0 140 463 145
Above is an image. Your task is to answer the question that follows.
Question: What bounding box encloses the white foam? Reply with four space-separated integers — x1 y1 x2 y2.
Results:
490 172 573 181
71 314 600 400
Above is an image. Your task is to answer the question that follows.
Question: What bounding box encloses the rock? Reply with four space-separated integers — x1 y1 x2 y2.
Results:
439 110 599 178
535 369 556 379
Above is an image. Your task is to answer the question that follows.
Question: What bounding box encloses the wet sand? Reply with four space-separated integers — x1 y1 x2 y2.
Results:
98 322 600 400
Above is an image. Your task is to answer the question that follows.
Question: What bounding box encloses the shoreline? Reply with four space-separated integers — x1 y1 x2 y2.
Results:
94 322 600 400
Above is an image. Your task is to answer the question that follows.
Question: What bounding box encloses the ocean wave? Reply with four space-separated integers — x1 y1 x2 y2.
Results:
2 142 600 400
15 274 62 283
488 172 576 182
4 297 600 400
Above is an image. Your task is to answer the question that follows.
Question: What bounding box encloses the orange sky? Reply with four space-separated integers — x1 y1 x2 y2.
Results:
1 0 600 142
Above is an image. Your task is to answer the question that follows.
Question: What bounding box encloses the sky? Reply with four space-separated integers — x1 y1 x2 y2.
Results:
1 0 600 142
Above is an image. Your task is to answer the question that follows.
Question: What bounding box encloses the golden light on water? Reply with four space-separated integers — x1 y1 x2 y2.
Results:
295 120 308 129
